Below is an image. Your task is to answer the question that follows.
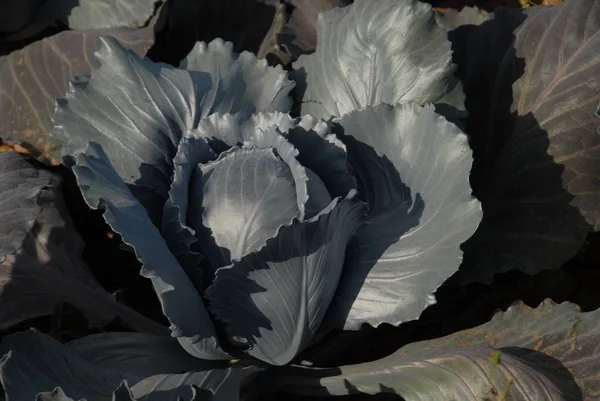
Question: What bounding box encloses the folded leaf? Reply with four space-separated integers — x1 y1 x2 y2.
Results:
206 194 366 365
0 152 165 334
274 299 598 399
450 0 600 284
328 102 481 330
0 27 154 164
292 0 465 119
161 133 216 285
71 142 228 359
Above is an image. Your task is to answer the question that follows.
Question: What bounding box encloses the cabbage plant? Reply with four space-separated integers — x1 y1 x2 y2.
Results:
51 0 483 366
1 0 600 400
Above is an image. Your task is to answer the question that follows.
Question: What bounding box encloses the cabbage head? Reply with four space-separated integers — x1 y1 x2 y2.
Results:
50 0 482 367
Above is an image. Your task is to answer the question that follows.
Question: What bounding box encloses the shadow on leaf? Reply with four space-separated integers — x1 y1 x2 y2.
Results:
449 2 597 285
0 153 168 342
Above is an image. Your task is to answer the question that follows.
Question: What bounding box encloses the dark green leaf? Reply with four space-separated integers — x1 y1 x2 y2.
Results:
0 329 123 401
68 332 225 379
0 152 166 334
451 0 600 283
0 330 254 401
274 300 599 400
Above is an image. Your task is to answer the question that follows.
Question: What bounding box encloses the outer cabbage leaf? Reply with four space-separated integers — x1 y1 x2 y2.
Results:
70 142 228 359
450 0 600 284
206 194 366 366
275 347 574 400
0 27 154 164
397 299 600 398
36 0 159 30
0 329 253 401
130 364 260 401
327 102 481 330
292 0 465 119
0 152 165 334
33 382 183 401
181 39 293 114
68 332 224 379
273 299 599 399
52 36 293 223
